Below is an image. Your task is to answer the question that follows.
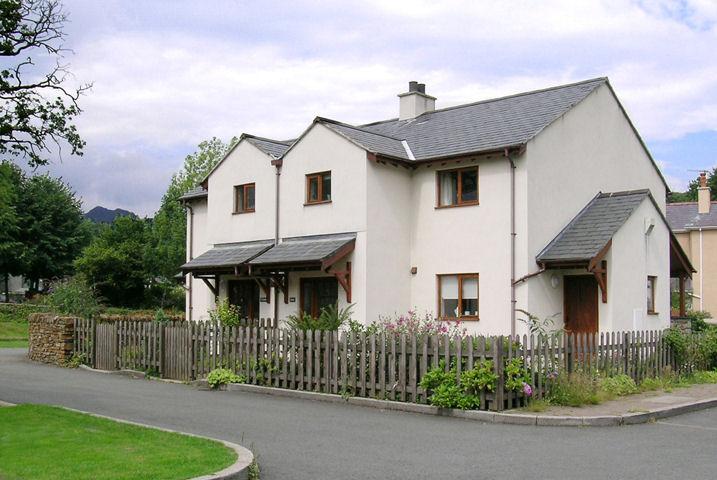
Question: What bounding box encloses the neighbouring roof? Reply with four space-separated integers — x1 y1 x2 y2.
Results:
537 190 650 264
178 186 208 201
181 240 273 272
666 202 717 232
245 135 292 159
249 232 356 267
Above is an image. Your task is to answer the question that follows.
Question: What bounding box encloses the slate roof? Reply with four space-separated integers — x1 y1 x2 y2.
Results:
245 135 292 159
537 190 650 264
321 120 410 160
181 240 273 272
666 202 717 231
249 232 356 266
178 187 208 201
355 77 607 161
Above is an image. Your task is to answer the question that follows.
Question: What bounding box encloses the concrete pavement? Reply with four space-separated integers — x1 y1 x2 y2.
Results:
1 348 716 480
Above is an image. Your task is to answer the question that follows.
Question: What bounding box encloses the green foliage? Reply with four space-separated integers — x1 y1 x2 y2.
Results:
697 327 717 370
664 327 689 365
600 374 638 397
44 276 101 318
418 360 455 393
689 370 717 384
207 368 246 389
154 308 170 323
0 162 24 299
523 398 551 412
65 352 86 368
460 360 498 393
74 216 150 307
668 168 717 203
516 309 561 336
209 298 241 327
688 310 712 333
251 357 278 386
548 371 602 406
429 382 471 409
247 459 260 480
287 303 354 331
504 357 530 392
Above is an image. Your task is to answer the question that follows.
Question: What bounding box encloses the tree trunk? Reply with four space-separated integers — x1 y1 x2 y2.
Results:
3 272 9 303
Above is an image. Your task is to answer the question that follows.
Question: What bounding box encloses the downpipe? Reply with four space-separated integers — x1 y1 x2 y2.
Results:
506 149 517 336
185 203 194 322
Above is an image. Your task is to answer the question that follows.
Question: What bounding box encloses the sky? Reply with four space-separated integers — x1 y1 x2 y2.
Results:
19 0 717 216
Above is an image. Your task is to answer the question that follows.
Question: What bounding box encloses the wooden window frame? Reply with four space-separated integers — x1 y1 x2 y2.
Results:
299 277 338 318
305 171 331 205
647 275 657 315
435 166 479 208
436 273 479 320
233 183 255 214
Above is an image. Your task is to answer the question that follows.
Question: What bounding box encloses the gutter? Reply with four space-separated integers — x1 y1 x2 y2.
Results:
274 162 282 321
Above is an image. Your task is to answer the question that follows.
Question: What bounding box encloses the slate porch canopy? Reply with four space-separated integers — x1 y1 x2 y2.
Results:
536 190 694 303
180 239 273 276
248 232 356 271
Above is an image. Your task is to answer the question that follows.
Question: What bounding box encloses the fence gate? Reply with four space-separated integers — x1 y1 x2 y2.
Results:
94 322 117 370
162 322 192 381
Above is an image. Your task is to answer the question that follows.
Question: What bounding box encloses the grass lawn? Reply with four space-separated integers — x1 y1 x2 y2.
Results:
0 404 237 480
0 303 46 348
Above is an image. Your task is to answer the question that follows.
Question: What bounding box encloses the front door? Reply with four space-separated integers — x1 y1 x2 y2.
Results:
564 275 598 333
227 280 260 319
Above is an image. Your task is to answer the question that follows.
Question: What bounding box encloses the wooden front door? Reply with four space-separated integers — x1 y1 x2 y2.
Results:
564 275 598 333
227 280 260 319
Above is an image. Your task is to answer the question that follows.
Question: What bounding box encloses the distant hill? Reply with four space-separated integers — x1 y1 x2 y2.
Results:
84 206 136 223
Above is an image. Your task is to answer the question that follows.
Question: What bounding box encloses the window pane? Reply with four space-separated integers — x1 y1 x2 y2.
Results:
439 171 458 206
460 169 478 202
322 173 331 201
236 187 244 212
461 277 478 316
647 277 654 311
308 177 319 202
246 185 255 210
440 275 459 317
301 282 313 316
316 278 338 313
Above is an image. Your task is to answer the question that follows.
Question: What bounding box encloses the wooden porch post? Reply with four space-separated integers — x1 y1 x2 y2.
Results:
679 275 686 317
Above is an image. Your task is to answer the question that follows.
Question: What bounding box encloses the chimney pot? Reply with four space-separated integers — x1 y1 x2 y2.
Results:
408 81 419 92
417 83 426 94
700 172 707 187
698 171 711 214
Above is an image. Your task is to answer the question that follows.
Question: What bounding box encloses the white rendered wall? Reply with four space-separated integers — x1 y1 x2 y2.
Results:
408 156 513 335
185 198 216 321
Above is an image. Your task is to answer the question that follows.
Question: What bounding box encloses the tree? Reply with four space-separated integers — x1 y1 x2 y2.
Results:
147 136 237 281
0 0 90 167
18 171 90 290
74 216 150 307
0 161 25 301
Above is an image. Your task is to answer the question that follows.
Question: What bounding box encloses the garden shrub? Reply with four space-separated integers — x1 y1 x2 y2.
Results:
207 368 246 389
689 370 717 384
600 374 638 397
351 309 467 337
697 327 717 370
548 371 601 406
664 327 689 365
209 298 241 327
44 277 102 319
287 303 354 331
687 310 712 333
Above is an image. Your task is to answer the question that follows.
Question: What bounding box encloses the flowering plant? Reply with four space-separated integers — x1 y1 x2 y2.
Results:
366 309 468 337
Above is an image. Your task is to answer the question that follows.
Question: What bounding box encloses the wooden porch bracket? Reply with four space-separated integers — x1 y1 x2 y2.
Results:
269 274 289 304
329 261 352 302
588 240 611 304
254 278 271 304
201 277 219 300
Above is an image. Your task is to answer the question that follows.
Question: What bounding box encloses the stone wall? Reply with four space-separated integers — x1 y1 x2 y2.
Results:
28 313 77 365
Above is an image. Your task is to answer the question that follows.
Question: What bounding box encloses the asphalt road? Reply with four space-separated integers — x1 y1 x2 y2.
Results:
2 348 716 480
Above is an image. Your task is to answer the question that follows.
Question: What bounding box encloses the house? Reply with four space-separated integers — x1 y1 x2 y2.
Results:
668 173 717 316
179 78 693 335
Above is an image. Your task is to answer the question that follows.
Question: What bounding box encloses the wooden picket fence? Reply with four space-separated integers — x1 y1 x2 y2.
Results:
73 319 702 411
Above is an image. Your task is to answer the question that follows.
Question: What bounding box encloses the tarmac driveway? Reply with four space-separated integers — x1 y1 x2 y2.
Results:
1 348 716 480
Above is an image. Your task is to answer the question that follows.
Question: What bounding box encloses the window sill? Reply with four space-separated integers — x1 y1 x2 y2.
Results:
441 316 479 322
304 200 332 206
435 201 479 209
647 311 659 316
232 210 255 215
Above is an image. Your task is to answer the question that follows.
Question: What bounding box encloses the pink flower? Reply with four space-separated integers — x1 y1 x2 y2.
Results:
522 383 533 397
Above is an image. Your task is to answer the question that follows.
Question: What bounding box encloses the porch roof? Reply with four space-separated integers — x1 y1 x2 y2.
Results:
180 239 273 274
537 190 650 265
248 232 356 270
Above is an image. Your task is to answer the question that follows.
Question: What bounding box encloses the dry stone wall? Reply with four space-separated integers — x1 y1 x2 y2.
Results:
28 313 76 365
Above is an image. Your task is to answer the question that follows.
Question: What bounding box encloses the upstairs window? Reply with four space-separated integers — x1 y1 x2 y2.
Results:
437 166 479 207
234 183 255 214
647 276 657 314
438 273 479 319
306 171 331 204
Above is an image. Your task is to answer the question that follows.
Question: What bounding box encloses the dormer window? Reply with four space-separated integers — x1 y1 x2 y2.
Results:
436 166 479 207
306 171 331 205
234 183 255 214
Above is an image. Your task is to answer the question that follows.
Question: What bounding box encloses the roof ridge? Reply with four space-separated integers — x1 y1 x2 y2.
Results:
358 77 608 127
597 189 650 198
243 133 293 145
317 116 405 141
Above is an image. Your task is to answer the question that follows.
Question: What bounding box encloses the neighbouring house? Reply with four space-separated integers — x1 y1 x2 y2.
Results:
668 172 717 317
179 78 693 335
1 275 31 302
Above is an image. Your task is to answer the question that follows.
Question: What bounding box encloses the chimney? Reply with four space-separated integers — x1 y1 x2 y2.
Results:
398 81 436 120
698 171 711 214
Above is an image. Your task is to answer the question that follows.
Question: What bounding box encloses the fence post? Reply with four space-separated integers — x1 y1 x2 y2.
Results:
623 331 630 375
159 322 165 377
495 336 504 411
